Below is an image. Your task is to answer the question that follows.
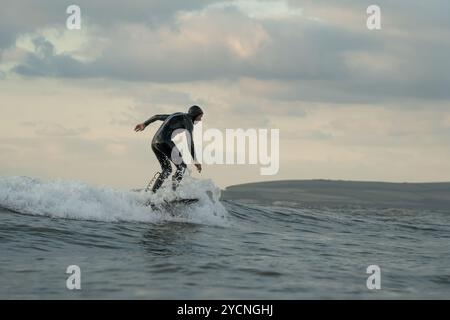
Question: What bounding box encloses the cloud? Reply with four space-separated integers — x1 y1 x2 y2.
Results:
2 0 450 172
12 37 88 77
210 0 303 20
0 0 215 48
5 1 449 104
7 6 365 83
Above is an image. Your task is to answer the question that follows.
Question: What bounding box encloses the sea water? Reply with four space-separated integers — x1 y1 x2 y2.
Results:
0 176 449 299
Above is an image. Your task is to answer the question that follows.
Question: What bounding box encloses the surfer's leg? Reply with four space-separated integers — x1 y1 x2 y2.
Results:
167 143 187 190
155 141 187 191
151 144 172 192
172 162 187 190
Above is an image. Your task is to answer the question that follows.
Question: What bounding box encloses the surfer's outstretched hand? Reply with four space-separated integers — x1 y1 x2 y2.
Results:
134 123 146 132
195 163 202 173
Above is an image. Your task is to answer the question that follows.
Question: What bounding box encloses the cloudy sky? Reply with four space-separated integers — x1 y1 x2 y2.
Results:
1 0 449 189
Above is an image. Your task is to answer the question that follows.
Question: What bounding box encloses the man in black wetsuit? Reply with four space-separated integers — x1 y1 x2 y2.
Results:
134 105 203 192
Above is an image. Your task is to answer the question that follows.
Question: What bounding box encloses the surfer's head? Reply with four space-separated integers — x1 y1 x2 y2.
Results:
188 105 203 123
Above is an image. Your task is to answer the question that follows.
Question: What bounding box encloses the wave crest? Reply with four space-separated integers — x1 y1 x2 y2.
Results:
0 176 229 226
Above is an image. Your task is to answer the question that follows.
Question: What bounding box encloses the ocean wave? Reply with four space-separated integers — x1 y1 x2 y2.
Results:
0 176 229 227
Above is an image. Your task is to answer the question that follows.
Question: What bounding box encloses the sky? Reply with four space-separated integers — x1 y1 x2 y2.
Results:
1 0 450 189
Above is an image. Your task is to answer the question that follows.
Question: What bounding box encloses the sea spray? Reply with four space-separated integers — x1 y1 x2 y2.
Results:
0 176 229 226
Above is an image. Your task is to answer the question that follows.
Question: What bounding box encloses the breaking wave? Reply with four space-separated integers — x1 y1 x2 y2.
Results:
0 176 229 227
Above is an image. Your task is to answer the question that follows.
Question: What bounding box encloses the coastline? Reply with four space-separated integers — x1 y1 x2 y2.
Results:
221 179 450 210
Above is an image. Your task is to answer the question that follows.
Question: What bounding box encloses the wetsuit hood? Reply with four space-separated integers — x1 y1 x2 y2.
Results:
187 105 203 120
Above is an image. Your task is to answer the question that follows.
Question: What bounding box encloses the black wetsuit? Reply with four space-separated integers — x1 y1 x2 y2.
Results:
144 108 201 192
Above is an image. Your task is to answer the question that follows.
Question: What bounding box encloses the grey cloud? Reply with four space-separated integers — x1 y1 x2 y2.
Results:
5 1 450 104
12 12 373 82
78 0 216 26
12 37 89 77
289 0 450 29
0 1 63 50
243 19 379 81
0 0 214 50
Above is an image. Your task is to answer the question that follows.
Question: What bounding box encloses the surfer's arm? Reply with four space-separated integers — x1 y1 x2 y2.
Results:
143 114 169 127
184 120 201 172
189 135 202 173
183 118 197 162
190 135 196 162
184 117 202 173
134 114 169 132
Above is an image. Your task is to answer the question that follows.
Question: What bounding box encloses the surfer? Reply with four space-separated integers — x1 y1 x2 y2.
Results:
134 105 203 192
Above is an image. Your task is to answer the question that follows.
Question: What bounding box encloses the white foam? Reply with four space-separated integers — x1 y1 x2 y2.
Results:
0 176 229 227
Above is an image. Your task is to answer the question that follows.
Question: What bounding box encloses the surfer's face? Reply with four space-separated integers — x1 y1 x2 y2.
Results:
194 114 203 123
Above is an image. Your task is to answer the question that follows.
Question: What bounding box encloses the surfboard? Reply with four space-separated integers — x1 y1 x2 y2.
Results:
145 198 199 211
167 198 199 205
